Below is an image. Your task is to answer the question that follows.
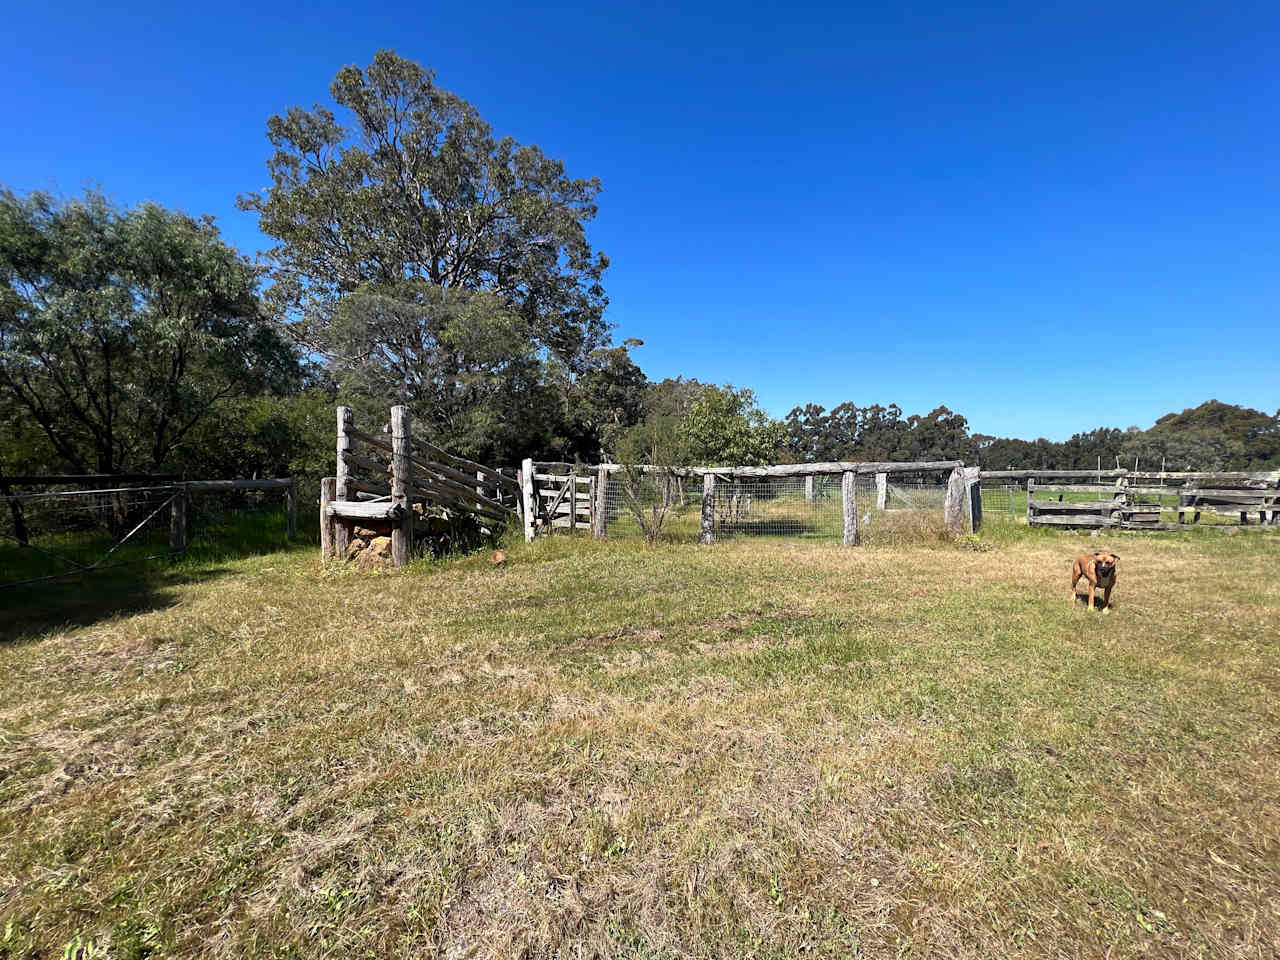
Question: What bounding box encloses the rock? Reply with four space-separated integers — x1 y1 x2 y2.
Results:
367 536 392 557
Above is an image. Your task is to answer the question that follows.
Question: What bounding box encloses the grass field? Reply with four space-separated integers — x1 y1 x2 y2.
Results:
2 522 1278 959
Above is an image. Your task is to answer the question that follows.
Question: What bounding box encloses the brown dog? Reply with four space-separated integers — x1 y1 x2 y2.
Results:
1071 551 1119 612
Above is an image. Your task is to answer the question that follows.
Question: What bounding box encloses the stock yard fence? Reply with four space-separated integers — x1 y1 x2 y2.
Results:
525 460 969 546
0 476 298 589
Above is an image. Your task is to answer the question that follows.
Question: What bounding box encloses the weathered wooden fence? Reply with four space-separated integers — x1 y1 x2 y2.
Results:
519 459 977 544
321 405 520 564
979 469 1280 529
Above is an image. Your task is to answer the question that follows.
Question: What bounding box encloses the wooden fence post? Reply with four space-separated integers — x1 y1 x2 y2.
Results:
841 471 859 546
320 477 336 561
390 405 412 567
875 472 888 510
593 465 608 539
521 458 536 542
804 474 814 503
943 466 967 534
1026 479 1034 525
169 484 188 557
335 406 352 558
964 466 982 533
568 471 578 534
701 473 716 545
285 478 297 539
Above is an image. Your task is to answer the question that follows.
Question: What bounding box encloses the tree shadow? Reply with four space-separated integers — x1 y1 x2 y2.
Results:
0 562 236 644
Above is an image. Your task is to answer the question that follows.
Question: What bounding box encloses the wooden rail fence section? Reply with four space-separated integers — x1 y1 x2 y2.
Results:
521 459 976 544
1023 472 1279 529
322 405 520 564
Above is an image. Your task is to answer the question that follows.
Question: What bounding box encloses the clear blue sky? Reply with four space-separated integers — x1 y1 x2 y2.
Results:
3 1 1277 440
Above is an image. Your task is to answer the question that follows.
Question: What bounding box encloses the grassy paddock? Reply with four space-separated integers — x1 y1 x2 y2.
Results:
1 524 1278 958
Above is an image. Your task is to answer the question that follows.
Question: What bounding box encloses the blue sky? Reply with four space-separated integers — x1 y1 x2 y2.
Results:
3 1 1277 440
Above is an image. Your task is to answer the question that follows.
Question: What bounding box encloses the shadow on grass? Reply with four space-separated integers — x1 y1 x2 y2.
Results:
0 509 319 644
0 562 236 643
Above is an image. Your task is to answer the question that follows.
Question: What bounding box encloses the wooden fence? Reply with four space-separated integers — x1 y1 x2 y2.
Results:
321 405 520 564
520 459 977 545
1011 470 1280 529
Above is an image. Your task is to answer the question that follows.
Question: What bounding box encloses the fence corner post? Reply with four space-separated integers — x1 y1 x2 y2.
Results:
390 405 412 567
593 465 608 539
701 473 716 544
943 466 967 535
841 470 859 546
169 484 188 558
521 458 536 542
320 477 336 561
285 478 297 540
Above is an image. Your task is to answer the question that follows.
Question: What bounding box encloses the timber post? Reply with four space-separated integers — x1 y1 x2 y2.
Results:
964 466 982 533
285 478 297 539
335 406 352 558
701 473 716 545
593 465 608 538
168 484 188 558
875 472 888 510
569 471 578 534
804 475 814 503
390 405 413 567
320 477 336 561
943 466 967 535
521 458 536 542
841 470 859 546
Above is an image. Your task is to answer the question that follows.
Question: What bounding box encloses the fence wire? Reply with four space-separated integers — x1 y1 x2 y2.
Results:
598 470 951 543
1 481 298 589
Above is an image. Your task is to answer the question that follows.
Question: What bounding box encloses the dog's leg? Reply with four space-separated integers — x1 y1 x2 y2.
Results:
1103 584 1113 613
1070 564 1082 604
1088 581 1096 611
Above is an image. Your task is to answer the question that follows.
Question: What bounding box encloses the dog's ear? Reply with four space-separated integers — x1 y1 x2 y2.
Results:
1111 553 1119 561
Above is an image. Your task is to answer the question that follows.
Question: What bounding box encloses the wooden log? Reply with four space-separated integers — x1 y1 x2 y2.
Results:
701 474 716 544
592 460 963 478
943 467 967 534
415 453 511 500
285 479 297 539
409 434 521 495
320 477 335 561
390 406 412 567
412 481 510 524
169 486 187 557
346 427 395 457
183 478 296 491
341 449 391 480
406 452 516 518
875 472 887 511
348 477 392 498
328 501 402 520
841 471 859 546
521 459 536 542
335 406 352 558
1028 483 1125 494
1178 489 1280 502
593 465 608 539
1030 515 1120 527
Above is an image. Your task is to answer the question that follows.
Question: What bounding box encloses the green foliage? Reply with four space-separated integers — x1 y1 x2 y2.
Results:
0 188 296 474
784 402 974 463
676 385 784 466
239 51 638 463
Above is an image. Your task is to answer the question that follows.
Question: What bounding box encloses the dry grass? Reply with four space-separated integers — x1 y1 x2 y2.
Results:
2 524 1278 959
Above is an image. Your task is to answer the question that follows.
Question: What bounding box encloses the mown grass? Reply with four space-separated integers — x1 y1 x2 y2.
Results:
1 522 1278 959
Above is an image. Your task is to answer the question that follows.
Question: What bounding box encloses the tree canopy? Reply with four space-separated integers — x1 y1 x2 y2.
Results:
0 189 296 474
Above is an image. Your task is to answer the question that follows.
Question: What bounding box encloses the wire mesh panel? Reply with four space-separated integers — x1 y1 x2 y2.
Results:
601 470 703 541
710 475 844 541
978 483 1021 522
0 484 176 588
186 487 298 562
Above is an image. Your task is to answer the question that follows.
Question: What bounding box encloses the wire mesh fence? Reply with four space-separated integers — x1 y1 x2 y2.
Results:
596 469 953 543
0 480 301 589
